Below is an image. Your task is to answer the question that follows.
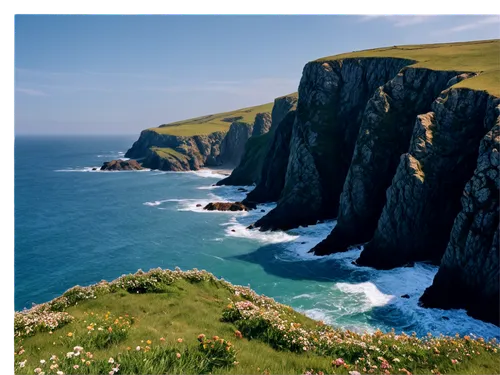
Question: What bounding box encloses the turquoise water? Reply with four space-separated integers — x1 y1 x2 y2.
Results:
15 135 500 339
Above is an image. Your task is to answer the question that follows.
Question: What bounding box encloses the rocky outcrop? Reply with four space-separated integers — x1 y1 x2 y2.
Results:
216 122 254 166
245 110 296 203
141 147 191 171
419 104 499 326
356 90 496 269
203 201 256 212
217 93 298 187
254 58 414 231
312 70 474 255
251 113 272 137
124 130 225 171
100 159 143 171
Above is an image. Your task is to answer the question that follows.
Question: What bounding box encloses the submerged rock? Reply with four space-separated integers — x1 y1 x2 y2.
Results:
100 159 143 171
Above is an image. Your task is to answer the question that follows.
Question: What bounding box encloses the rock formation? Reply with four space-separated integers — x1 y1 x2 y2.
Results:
216 122 254 166
251 113 272 137
203 201 256 212
356 90 495 269
125 130 225 171
254 58 413 231
311 70 475 255
419 103 499 326
217 93 298 186
100 159 143 171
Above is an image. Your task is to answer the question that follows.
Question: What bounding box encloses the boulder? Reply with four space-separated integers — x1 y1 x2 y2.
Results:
100 159 143 171
203 202 255 212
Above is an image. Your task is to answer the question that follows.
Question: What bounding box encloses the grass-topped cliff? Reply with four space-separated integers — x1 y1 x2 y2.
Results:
150 102 274 136
317 39 500 96
14 268 500 375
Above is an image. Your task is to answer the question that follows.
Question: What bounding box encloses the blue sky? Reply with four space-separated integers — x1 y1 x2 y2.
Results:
15 15 500 135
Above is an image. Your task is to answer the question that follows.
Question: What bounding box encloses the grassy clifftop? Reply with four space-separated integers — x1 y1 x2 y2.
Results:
316 39 500 96
14 268 500 375
150 102 274 136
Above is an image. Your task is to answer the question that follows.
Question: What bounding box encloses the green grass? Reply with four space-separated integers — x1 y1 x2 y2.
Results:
150 147 188 161
316 39 500 96
14 269 500 375
150 102 274 136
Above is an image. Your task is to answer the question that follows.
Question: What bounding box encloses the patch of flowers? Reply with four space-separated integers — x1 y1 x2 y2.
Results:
76 311 133 349
15 307 74 338
221 287 500 375
15 333 237 375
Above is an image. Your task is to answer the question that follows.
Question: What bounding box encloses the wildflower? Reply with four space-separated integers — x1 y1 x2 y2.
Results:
160 337 165 342
67 332 73 337
50 355 57 361
73 346 83 353
146 340 152 345
40 360 46 365
235 330 243 339
126 346 131 351
349 372 361 375
109 372 114 375
34 369 42 374
108 357 115 364
19 360 27 368
73 365 79 370
18 349 25 355
213 335 219 340
380 360 390 369
177 338 183 343
333 358 345 366
197 333 206 342
86 361 91 366
233 361 239 366
135 346 141 351
108 327 113 333
176 352 181 359
393 358 400 363
66 352 74 359
57 372 64 375
451 359 459 365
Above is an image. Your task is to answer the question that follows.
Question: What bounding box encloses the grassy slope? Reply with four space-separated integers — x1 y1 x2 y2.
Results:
14 269 500 375
150 102 274 136
316 39 500 97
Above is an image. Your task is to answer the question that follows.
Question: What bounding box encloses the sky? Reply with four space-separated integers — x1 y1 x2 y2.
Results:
14 15 500 135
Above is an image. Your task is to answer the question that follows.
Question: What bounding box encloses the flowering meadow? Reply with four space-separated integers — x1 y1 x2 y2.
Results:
14 268 500 374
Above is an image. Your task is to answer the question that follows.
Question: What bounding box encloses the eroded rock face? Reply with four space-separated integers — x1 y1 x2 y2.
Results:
356 90 495 269
420 109 500 326
203 201 256 212
311 69 474 255
254 58 414 231
245 110 296 203
252 113 272 137
125 130 225 171
217 94 297 187
216 122 254 166
100 159 143 171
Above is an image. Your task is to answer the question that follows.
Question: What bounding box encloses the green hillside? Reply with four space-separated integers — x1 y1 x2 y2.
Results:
14 269 500 375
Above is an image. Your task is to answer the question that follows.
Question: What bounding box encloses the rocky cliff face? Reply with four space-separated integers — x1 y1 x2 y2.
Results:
254 58 414 231
419 103 499 326
125 129 225 171
356 90 495 269
245 110 296 203
216 122 254 166
312 70 475 255
251 113 272 137
217 94 297 187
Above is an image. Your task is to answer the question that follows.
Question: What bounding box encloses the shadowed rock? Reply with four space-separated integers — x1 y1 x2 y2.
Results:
100 159 143 171
311 70 475 255
420 104 500 326
356 90 495 269
254 58 414 231
203 202 255 212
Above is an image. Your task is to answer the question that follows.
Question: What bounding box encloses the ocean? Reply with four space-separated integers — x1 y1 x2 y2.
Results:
14 135 500 339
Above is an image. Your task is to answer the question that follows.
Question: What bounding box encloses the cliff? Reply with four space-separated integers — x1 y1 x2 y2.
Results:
241 40 499 325
216 122 254 166
216 93 297 186
124 102 273 171
125 130 225 171
420 109 499 325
